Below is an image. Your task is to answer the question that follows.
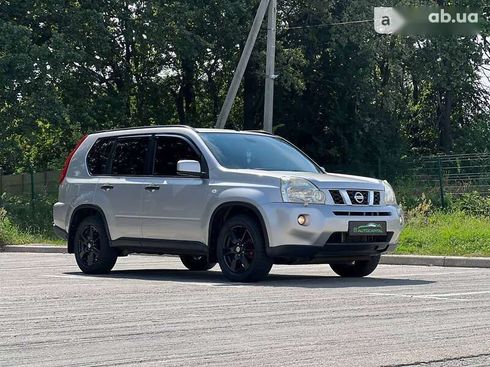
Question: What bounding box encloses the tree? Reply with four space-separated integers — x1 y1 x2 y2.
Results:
0 0 489 176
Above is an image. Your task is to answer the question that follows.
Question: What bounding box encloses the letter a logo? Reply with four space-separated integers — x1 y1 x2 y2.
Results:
374 7 406 34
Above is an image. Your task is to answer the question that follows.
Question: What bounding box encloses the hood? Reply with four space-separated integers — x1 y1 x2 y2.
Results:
231 170 385 190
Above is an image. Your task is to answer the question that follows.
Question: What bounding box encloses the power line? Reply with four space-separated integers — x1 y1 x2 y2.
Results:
283 19 373 30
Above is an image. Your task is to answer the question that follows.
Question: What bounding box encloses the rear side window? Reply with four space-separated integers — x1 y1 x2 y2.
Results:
154 136 200 176
87 137 115 175
111 136 150 176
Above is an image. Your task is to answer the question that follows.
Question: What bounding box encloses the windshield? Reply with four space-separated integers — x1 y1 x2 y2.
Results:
200 133 321 173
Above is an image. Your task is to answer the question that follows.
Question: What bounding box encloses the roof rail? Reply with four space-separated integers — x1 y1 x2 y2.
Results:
246 130 274 135
93 125 196 134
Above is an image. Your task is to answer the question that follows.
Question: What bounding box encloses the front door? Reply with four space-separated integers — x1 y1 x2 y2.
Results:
141 135 210 243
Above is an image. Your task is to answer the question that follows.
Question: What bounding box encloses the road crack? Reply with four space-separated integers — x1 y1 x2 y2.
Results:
382 352 490 367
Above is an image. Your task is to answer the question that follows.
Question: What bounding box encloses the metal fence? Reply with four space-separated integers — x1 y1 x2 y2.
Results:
0 170 59 198
401 153 490 207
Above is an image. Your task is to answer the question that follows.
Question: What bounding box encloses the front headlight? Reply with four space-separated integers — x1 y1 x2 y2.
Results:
383 180 397 205
281 177 326 205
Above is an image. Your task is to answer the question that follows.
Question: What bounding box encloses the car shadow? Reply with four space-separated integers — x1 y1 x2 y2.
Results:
64 269 434 288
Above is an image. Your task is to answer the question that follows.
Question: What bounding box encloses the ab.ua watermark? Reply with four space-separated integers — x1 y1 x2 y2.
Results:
374 7 484 35
428 9 478 24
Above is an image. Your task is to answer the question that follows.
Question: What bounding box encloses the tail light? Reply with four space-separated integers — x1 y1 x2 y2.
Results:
59 135 88 184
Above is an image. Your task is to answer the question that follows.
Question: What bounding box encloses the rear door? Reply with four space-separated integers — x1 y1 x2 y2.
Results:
141 135 211 243
93 135 151 241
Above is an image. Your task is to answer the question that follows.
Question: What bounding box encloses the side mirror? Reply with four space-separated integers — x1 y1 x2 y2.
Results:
177 160 202 177
321 167 327 174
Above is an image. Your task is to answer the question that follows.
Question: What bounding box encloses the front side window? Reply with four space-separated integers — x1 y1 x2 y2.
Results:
111 136 150 176
200 133 321 173
153 136 200 176
87 137 115 175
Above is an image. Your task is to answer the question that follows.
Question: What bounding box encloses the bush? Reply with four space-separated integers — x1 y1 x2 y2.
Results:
394 177 443 210
404 193 433 223
0 192 58 242
448 192 490 217
0 208 38 246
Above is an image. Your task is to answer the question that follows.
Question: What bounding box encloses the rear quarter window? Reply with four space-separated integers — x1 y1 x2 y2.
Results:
87 137 115 175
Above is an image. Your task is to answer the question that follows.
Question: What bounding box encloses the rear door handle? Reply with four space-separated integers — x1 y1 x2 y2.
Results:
100 185 114 191
145 186 160 192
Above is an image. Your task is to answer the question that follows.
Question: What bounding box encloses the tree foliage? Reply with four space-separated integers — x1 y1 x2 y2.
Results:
1 0 489 175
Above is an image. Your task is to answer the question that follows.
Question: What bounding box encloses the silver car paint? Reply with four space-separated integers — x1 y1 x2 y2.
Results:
54 127 403 252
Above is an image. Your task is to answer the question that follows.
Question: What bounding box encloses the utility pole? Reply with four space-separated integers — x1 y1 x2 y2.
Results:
263 0 277 133
216 0 271 129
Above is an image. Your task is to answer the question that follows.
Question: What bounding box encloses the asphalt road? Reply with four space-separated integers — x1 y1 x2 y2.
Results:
1 253 490 367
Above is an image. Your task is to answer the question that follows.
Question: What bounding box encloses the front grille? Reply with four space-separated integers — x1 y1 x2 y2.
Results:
329 190 344 204
326 232 394 244
373 191 381 205
333 211 391 217
329 189 382 206
347 190 369 205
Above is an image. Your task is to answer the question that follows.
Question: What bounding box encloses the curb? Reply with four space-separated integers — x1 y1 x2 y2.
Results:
381 255 490 269
1 245 67 254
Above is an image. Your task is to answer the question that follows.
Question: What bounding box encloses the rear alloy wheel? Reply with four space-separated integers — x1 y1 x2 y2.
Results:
74 216 118 274
217 215 272 282
330 255 381 278
180 255 216 271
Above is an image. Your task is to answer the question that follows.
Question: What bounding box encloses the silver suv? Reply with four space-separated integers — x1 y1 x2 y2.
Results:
53 126 403 282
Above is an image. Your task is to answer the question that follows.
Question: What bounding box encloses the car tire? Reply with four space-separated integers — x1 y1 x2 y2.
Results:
217 215 273 283
74 216 118 274
180 255 216 271
330 255 381 277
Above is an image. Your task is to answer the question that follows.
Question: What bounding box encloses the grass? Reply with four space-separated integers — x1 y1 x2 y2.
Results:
0 222 63 247
0 221 37 245
0 216 44 246
0 207 63 247
397 211 490 257
0 193 65 247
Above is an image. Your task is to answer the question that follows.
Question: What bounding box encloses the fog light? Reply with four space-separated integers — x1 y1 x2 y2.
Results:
297 215 307 226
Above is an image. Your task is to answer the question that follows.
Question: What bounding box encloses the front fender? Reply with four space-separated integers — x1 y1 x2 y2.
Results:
203 185 277 246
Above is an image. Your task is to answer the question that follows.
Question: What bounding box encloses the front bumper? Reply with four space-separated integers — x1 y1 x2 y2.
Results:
267 243 393 264
261 202 403 262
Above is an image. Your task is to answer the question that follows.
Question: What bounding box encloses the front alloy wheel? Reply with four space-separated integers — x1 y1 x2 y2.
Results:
222 225 255 273
217 215 272 282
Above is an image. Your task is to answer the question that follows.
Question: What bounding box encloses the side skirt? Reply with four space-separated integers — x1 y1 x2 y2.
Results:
111 238 209 257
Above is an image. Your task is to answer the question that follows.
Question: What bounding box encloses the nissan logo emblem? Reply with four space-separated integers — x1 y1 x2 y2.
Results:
354 192 364 204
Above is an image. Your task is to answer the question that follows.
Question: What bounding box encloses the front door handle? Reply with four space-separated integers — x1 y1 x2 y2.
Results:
145 186 160 192
100 185 114 191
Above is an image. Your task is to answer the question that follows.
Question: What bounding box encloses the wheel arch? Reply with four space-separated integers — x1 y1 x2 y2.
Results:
207 201 269 262
68 205 111 254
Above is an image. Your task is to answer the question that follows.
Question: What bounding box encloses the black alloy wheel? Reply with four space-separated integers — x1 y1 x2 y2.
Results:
74 216 118 274
222 225 255 274
180 255 216 271
217 215 272 282
330 255 381 277
78 224 101 267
